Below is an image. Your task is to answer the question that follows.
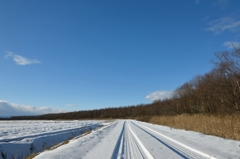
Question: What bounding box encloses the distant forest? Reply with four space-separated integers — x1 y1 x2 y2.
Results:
5 48 240 120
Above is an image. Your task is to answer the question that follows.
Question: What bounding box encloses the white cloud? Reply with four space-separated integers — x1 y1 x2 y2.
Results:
66 104 78 107
206 16 240 34
0 100 66 117
5 52 41 65
223 41 240 49
146 91 172 101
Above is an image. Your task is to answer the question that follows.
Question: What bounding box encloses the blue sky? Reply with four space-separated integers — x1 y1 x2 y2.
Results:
1 0 240 116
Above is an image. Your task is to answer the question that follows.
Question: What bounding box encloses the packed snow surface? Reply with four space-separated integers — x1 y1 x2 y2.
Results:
0 120 240 159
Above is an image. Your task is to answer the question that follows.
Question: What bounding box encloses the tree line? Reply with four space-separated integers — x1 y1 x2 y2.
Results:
8 48 240 120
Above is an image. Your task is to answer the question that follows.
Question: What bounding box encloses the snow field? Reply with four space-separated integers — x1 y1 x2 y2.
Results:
0 120 107 159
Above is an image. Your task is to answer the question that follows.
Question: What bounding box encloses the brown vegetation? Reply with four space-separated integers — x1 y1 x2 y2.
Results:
148 114 240 140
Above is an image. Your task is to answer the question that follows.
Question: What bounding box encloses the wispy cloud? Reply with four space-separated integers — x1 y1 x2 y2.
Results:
66 104 78 107
146 91 172 101
206 16 240 34
213 0 229 8
0 100 66 117
5 52 41 65
223 41 240 49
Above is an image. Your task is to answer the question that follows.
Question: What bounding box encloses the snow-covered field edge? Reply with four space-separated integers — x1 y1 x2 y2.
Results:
0 121 111 159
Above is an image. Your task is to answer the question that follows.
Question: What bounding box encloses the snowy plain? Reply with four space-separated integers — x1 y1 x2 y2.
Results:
0 120 240 159
0 120 106 159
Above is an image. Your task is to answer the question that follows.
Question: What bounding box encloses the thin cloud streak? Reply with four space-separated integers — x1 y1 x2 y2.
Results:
206 16 240 34
66 104 78 107
213 0 229 8
223 41 240 49
146 91 172 101
5 52 41 65
0 100 66 117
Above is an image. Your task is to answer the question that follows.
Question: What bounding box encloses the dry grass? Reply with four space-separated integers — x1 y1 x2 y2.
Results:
26 153 38 159
49 140 70 151
148 114 240 140
24 141 70 159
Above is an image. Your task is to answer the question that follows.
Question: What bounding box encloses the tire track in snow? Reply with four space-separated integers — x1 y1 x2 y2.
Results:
128 123 154 159
134 122 217 159
131 122 190 159
112 121 154 159
125 124 146 158
111 121 125 159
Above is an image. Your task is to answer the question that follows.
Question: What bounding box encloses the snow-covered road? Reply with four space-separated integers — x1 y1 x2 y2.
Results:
35 120 240 159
